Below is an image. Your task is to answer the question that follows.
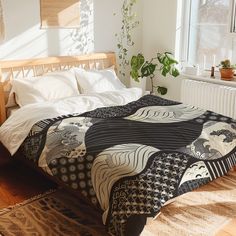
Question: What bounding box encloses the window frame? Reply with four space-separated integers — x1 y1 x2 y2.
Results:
230 0 236 33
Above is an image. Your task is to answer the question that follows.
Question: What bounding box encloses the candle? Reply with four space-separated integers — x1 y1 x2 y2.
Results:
212 54 216 67
203 55 206 70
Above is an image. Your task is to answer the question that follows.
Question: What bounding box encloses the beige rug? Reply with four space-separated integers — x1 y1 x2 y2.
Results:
142 171 236 236
0 189 107 236
0 171 236 236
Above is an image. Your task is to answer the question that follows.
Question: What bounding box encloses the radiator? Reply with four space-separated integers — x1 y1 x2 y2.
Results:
181 79 236 119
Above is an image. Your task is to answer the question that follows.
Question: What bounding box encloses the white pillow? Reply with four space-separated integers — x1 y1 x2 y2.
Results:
73 67 126 93
12 70 79 107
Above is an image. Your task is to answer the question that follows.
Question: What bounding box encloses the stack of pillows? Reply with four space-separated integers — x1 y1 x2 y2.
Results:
6 67 126 108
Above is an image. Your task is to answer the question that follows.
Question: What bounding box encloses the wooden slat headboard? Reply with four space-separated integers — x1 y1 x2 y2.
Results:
0 52 117 125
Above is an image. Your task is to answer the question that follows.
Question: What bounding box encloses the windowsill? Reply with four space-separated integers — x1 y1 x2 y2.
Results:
181 73 236 88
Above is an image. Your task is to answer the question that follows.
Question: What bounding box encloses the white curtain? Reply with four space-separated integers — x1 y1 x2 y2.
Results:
0 0 5 42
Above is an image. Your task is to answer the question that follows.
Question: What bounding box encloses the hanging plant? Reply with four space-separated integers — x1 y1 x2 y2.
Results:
115 0 139 78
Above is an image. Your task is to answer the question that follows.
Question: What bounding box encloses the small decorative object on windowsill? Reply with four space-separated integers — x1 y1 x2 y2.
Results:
183 65 200 76
219 59 236 81
130 52 179 95
210 66 215 78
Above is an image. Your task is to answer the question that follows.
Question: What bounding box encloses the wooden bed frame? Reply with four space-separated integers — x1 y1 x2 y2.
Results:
0 52 117 210
0 52 117 125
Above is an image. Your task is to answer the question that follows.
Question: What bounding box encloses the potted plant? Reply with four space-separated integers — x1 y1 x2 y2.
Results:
130 52 179 95
219 59 235 81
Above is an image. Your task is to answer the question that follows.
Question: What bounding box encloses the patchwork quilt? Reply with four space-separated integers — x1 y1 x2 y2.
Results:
20 95 236 236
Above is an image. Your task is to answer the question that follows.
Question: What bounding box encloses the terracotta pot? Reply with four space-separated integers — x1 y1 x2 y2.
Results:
220 68 234 81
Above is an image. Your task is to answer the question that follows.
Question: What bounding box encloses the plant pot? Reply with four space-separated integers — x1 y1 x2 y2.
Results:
130 77 147 93
220 68 234 81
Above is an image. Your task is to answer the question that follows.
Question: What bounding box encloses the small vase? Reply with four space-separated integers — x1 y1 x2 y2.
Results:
220 68 234 81
130 77 147 93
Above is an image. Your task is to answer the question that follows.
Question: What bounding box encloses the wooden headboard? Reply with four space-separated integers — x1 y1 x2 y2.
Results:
0 52 117 125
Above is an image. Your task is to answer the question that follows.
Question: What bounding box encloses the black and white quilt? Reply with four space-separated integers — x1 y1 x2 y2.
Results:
20 95 236 236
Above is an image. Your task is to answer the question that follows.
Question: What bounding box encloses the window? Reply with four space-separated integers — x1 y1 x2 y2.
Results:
180 0 236 70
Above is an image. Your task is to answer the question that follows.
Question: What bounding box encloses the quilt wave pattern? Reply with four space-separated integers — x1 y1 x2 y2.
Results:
21 95 236 236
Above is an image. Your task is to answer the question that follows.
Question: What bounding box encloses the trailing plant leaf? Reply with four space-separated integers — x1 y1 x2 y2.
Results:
131 54 145 70
130 70 140 81
115 0 139 79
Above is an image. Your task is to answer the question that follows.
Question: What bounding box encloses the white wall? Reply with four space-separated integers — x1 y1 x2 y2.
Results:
0 0 94 59
0 0 181 98
0 0 142 82
142 0 181 101
93 0 143 84
0 0 143 85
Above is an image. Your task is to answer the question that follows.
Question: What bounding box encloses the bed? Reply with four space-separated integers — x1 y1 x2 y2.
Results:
0 52 236 236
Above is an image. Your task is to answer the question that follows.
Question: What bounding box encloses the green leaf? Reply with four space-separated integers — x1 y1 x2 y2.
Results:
130 70 139 81
141 62 157 77
171 67 180 77
131 54 145 70
166 57 178 65
161 65 171 77
157 54 164 64
157 86 167 95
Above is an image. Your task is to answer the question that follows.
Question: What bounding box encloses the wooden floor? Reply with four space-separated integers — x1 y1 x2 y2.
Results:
0 143 236 236
0 144 56 208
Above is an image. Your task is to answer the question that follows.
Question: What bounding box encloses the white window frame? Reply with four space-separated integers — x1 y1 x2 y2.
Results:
231 0 236 33
178 0 191 64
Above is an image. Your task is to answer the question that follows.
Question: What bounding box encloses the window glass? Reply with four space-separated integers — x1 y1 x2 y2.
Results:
188 0 233 70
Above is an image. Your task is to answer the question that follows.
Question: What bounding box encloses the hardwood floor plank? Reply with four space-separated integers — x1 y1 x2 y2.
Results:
0 158 56 206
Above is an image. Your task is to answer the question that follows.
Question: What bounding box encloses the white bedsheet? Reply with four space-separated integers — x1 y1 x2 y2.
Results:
0 88 142 155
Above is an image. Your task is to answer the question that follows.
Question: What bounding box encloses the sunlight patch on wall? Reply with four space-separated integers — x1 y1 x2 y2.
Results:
0 24 49 59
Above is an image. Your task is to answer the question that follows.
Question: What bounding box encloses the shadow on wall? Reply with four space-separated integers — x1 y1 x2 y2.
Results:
0 0 94 59
67 0 94 55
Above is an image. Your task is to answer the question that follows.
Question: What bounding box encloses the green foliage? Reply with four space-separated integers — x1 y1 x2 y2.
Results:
157 86 168 95
130 53 145 81
157 52 180 77
115 0 139 78
130 52 179 95
220 59 236 69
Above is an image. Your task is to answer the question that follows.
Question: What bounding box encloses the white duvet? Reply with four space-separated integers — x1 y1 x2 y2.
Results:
0 88 142 155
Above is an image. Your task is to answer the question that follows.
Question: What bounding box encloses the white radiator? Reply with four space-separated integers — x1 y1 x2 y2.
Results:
181 79 236 119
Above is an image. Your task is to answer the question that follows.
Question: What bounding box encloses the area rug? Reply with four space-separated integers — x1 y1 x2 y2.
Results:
0 189 108 236
142 171 236 236
0 171 236 236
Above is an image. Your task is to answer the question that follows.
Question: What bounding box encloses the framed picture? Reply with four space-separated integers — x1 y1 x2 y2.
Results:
40 0 80 28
